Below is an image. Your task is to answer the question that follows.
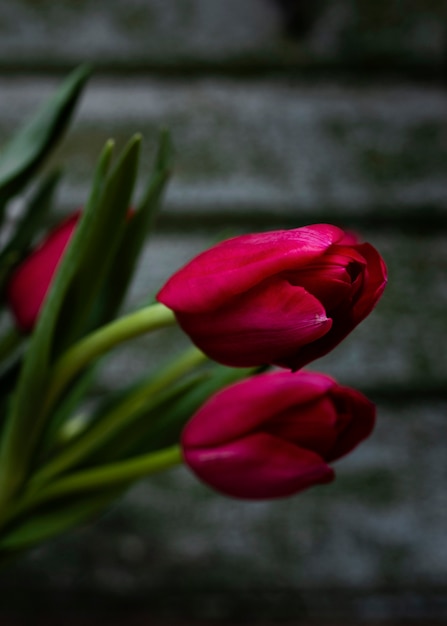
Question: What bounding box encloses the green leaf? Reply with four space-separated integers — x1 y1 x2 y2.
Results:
0 489 122 551
0 65 90 209
84 364 256 465
31 347 205 487
92 129 173 325
0 140 114 501
0 358 22 402
32 372 203 487
0 170 61 295
37 365 97 459
130 365 255 454
53 134 141 351
0 134 144 500
76 372 206 466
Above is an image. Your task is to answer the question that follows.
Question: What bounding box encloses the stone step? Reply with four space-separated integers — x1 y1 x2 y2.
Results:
0 0 444 74
2 77 447 222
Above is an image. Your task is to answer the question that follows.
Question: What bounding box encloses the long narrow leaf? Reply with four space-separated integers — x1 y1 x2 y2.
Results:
0 170 61 295
0 136 142 495
0 141 114 500
0 488 123 551
128 365 256 456
94 130 173 324
0 65 90 208
72 373 206 467
53 134 141 350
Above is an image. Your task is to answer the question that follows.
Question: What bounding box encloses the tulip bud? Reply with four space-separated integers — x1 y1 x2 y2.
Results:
157 224 387 370
182 370 375 499
7 212 79 332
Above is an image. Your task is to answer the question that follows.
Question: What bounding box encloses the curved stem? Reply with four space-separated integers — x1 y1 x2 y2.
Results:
31 346 206 487
0 445 183 536
0 303 176 512
24 445 182 511
43 302 176 418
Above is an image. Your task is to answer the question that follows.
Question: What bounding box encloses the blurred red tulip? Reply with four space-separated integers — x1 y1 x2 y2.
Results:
7 212 79 332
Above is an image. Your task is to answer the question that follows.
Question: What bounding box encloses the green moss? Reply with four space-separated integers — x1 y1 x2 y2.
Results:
330 468 399 505
340 0 447 63
379 545 410 582
325 119 349 142
361 123 447 183
326 116 447 184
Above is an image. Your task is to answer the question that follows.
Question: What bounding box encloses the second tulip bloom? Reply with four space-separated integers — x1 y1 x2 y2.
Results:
182 370 375 499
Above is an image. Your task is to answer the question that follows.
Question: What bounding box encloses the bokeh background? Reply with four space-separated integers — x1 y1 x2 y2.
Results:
0 1 446 623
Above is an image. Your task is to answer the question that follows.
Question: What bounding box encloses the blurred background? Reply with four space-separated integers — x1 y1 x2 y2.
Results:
0 0 446 623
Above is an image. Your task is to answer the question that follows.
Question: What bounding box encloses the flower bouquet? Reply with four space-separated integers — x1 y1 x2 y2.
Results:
0 67 387 560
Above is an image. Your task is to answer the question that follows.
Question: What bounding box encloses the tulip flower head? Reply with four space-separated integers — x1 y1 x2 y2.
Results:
157 224 387 370
7 213 79 332
182 370 375 499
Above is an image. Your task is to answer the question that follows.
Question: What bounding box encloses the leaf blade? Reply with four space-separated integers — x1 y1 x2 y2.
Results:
0 65 90 205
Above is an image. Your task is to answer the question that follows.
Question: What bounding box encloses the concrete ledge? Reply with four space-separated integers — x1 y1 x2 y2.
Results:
0 1 444 74
2 78 446 220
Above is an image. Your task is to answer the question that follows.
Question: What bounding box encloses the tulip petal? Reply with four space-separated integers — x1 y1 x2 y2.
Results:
7 213 78 332
176 279 332 368
182 370 336 448
350 243 388 323
264 396 339 458
157 224 345 313
326 386 376 461
280 244 387 370
289 246 366 311
184 432 334 499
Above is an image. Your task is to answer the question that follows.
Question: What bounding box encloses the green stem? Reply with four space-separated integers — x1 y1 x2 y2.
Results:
43 302 176 418
30 346 206 488
0 303 176 512
0 445 182 535
24 445 182 512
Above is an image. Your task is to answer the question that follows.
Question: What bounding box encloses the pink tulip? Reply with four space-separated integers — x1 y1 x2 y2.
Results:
7 212 79 332
157 224 387 370
182 370 375 499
